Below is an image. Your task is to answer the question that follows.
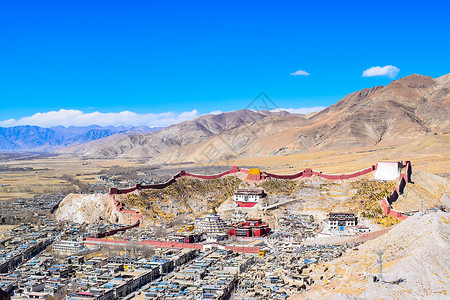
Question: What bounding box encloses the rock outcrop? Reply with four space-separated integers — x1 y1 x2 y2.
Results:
55 193 134 224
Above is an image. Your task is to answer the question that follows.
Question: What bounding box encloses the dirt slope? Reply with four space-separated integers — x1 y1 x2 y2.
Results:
55 193 134 224
392 169 450 212
293 212 450 299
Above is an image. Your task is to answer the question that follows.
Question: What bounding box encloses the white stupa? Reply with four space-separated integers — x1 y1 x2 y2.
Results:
197 207 229 234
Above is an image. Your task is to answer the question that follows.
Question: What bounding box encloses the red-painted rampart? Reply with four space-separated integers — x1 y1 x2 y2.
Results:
92 221 140 238
182 165 241 180
262 171 304 180
261 166 376 180
379 161 411 220
109 165 379 195
109 166 244 195
110 195 142 223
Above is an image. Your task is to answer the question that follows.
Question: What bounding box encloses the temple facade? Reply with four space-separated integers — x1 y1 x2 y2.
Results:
232 189 266 207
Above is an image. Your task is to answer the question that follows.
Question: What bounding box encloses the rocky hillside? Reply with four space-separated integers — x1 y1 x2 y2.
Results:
54 193 136 224
293 212 450 299
55 176 244 225
60 74 449 163
125 176 243 225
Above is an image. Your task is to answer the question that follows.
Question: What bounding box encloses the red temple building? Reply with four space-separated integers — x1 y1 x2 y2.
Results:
228 218 271 237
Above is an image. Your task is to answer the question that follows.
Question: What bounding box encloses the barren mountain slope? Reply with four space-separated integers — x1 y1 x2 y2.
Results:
391 169 450 212
148 114 311 163
309 73 450 150
55 132 139 155
292 212 450 299
61 74 449 163
149 74 450 163
58 109 300 158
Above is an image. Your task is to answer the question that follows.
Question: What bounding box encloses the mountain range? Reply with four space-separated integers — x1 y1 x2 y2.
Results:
57 73 449 163
0 125 161 152
3 73 449 161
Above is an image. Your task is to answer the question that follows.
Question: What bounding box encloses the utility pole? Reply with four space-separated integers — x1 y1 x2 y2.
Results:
376 250 383 283
421 198 424 216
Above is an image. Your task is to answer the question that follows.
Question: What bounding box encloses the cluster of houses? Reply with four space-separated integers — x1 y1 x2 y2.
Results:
1 245 197 300
232 242 359 299
0 223 58 274
0 195 64 224
269 212 318 243
140 249 254 299
96 175 154 190
0 177 378 300
0 223 61 299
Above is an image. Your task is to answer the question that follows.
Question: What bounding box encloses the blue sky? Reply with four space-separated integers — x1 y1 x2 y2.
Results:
0 0 449 127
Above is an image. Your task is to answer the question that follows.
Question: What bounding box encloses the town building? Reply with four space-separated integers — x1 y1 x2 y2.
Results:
328 212 357 230
52 240 84 253
267 232 295 243
167 232 203 243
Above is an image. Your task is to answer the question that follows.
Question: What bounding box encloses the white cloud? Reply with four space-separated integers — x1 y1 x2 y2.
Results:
362 65 400 78
290 70 310 76
0 109 199 128
271 106 326 114
0 106 329 128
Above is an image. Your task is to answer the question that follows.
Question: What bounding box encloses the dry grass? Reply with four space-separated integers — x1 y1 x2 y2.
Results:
256 179 303 196
0 225 17 231
125 176 242 224
348 179 401 227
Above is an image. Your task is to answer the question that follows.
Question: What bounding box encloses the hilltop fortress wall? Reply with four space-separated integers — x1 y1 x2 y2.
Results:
109 161 412 220
110 195 142 223
380 161 411 220
109 165 378 194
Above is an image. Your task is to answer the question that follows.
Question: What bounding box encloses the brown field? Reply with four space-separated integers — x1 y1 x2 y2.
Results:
0 155 143 201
